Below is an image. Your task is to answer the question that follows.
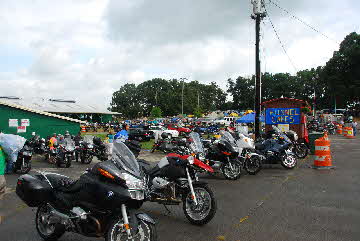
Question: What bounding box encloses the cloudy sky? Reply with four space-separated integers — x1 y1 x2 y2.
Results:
0 0 359 107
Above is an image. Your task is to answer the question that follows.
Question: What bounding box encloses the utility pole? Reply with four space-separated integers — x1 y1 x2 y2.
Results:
197 91 200 108
251 0 266 139
180 77 187 116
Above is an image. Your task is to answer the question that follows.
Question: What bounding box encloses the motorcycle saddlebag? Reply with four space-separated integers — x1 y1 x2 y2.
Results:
16 174 53 207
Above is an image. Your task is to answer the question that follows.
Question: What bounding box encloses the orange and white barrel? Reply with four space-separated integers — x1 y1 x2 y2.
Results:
81 126 86 133
346 127 355 139
313 135 334 169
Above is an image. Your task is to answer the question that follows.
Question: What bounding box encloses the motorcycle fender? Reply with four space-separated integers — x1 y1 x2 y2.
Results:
136 212 156 225
192 181 208 187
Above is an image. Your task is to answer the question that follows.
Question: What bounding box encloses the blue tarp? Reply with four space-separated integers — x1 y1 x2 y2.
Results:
236 113 265 123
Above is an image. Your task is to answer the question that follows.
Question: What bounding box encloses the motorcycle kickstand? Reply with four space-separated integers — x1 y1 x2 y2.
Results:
163 205 172 216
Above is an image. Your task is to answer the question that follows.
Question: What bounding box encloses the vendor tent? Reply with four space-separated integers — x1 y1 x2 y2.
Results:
236 112 264 123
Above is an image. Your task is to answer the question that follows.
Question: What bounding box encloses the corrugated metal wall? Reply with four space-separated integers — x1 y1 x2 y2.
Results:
0 105 81 139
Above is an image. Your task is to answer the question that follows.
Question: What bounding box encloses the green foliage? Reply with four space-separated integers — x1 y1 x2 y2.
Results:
193 106 203 118
150 106 162 118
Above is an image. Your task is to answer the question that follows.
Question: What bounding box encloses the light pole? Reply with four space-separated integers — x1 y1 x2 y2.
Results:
180 77 187 116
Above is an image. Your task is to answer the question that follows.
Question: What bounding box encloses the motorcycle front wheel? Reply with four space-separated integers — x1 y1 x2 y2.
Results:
183 184 217 225
281 154 297 169
80 153 93 164
106 218 157 241
15 160 31 174
244 155 261 175
221 161 242 180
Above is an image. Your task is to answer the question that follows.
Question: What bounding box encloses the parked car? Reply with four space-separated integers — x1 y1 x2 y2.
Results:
128 128 151 142
147 125 179 139
167 123 191 135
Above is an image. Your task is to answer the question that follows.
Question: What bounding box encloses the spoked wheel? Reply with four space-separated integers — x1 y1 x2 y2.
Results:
281 154 297 169
221 161 242 180
183 185 217 225
106 219 156 241
244 155 262 175
293 143 308 159
36 204 65 241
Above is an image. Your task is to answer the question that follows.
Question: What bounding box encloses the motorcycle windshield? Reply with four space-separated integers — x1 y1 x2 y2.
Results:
221 131 237 148
64 138 75 150
83 135 94 144
112 142 141 177
189 132 204 154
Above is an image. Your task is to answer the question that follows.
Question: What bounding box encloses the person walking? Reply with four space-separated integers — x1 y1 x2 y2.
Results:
352 120 358 136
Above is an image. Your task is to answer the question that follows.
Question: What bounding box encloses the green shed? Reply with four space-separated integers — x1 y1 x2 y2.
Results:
0 101 84 139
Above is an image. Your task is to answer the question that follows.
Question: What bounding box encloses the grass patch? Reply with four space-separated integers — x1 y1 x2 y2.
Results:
82 132 108 140
141 139 155 150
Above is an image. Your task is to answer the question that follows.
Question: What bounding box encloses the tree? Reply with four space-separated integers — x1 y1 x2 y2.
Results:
150 106 162 118
110 84 143 119
193 106 203 118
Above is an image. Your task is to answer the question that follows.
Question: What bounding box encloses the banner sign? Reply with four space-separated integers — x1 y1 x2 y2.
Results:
17 126 26 133
265 108 301 125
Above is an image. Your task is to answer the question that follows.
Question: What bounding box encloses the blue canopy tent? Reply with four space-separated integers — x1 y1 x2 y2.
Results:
236 112 265 123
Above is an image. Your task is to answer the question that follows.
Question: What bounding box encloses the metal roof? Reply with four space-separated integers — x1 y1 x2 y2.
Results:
0 97 118 115
0 101 86 124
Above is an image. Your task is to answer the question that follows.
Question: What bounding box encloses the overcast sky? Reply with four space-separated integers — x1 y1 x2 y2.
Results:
0 0 359 107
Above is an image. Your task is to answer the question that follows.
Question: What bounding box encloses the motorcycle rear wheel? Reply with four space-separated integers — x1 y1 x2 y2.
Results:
294 144 308 159
35 204 65 241
183 184 217 225
106 218 157 241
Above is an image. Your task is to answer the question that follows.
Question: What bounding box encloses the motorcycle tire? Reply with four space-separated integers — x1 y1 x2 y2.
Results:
281 154 297 169
15 161 32 174
106 217 157 241
294 143 308 159
80 153 93 164
35 203 65 241
221 161 242 180
65 157 72 168
244 156 261 175
183 184 217 226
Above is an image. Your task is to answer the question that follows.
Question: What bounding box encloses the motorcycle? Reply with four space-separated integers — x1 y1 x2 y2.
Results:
55 138 75 168
255 126 297 169
221 131 262 175
283 130 309 159
151 133 188 153
16 142 156 241
93 137 109 161
138 132 217 225
29 135 47 155
14 141 33 174
78 135 95 164
204 132 243 180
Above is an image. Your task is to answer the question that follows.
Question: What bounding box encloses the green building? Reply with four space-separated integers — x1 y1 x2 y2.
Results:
0 101 84 139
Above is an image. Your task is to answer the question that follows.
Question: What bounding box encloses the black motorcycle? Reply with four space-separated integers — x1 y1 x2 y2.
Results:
16 142 156 241
78 136 95 164
55 138 75 168
29 135 47 155
138 133 217 226
93 137 109 161
14 141 33 174
204 132 242 180
255 126 297 169
283 130 309 159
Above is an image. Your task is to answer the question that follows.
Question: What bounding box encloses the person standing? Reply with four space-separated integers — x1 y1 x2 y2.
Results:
352 120 358 136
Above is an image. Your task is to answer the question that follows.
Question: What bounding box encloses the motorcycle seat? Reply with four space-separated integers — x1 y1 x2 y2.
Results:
138 159 159 175
45 173 81 193
255 143 265 150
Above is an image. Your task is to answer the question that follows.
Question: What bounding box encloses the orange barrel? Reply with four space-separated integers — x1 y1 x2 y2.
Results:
313 136 334 169
81 126 86 133
343 127 348 137
336 124 342 134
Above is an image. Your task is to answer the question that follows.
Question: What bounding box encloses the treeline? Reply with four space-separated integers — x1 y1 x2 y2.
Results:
110 32 360 118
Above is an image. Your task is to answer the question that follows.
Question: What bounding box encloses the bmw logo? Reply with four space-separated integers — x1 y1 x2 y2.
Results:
107 191 114 198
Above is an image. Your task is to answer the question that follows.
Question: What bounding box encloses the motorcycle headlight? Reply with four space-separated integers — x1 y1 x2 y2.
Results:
88 144 93 148
187 155 195 164
22 151 32 156
121 173 145 190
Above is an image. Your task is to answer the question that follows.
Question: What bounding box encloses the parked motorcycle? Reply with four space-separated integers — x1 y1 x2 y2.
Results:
204 132 243 180
138 132 217 225
29 135 47 155
283 130 309 159
151 133 188 153
93 137 109 161
13 141 33 174
255 126 297 169
78 135 94 164
221 131 262 175
16 142 156 241
55 138 75 168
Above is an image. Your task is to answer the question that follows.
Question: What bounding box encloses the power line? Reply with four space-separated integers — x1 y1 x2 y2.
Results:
268 0 340 44
265 6 298 72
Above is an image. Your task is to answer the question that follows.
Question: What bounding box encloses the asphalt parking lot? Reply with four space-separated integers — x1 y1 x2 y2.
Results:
1 135 360 241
